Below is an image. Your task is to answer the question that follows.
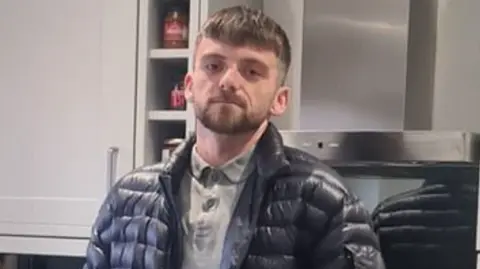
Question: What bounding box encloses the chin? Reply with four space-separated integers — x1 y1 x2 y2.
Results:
210 102 240 110
202 117 264 135
208 104 241 116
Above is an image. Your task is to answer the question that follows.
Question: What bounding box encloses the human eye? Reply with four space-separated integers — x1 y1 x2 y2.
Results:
205 63 220 72
239 59 268 81
202 59 224 74
247 68 261 77
241 66 263 81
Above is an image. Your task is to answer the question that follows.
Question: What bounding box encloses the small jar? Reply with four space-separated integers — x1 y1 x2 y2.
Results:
162 3 189 48
161 138 184 162
170 81 186 110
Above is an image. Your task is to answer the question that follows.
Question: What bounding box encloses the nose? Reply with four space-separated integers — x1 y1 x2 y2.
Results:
219 67 241 92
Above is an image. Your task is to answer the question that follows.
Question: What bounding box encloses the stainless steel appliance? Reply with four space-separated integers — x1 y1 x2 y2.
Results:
280 130 480 168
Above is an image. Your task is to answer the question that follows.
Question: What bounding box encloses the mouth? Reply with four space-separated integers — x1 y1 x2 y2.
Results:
210 100 242 107
214 101 236 105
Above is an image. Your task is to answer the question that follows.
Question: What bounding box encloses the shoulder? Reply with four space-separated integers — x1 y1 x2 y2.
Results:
116 162 166 190
283 146 352 199
103 162 168 215
85 162 172 267
281 146 362 217
272 146 383 268
90 162 171 238
280 146 379 251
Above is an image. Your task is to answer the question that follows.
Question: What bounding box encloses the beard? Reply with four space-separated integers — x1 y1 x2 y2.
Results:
194 101 267 134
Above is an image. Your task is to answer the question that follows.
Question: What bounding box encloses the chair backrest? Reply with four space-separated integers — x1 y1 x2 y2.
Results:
372 180 478 269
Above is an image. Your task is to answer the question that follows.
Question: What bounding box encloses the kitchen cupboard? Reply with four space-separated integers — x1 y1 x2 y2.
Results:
0 0 138 256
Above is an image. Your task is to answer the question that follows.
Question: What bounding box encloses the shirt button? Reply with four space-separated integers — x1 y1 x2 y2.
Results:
202 197 219 212
210 170 222 183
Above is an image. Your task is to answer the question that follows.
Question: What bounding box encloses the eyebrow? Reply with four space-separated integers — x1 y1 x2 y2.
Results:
200 53 226 61
199 52 272 73
202 53 268 66
241 57 269 69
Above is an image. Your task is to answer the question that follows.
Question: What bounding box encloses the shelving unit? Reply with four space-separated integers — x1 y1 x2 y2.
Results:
135 0 199 166
135 0 260 167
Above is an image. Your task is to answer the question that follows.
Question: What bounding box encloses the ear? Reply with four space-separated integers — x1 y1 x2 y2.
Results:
183 72 193 101
270 86 289 116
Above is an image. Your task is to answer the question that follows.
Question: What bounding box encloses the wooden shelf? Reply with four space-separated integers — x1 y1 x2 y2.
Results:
148 110 188 121
149 48 190 59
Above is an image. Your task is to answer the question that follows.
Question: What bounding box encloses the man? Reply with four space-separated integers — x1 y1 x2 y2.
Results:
83 5 384 269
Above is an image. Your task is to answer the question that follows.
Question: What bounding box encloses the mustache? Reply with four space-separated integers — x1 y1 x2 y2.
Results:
208 94 246 108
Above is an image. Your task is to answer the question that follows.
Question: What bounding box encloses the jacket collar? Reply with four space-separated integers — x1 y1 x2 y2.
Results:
253 122 290 178
162 122 290 182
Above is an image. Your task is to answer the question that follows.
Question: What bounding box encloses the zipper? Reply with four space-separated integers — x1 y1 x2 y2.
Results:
158 174 184 269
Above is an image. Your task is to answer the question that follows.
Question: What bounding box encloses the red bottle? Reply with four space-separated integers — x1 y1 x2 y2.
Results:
162 2 189 49
170 83 186 110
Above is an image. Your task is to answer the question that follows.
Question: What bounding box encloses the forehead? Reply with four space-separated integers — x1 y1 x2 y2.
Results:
195 38 278 67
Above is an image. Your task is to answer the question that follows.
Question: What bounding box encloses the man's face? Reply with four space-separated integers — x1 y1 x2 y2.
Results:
184 38 289 134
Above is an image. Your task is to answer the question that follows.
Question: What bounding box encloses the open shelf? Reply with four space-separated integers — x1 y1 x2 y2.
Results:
143 121 186 165
146 59 188 111
148 110 188 121
149 48 190 59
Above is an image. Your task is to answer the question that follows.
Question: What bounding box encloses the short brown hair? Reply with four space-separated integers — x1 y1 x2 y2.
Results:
196 5 291 85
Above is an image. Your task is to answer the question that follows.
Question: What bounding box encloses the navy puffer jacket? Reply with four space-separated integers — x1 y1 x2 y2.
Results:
83 123 385 269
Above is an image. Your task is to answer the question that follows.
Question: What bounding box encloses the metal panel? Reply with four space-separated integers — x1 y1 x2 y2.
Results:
299 0 410 130
280 130 480 163
280 130 480 179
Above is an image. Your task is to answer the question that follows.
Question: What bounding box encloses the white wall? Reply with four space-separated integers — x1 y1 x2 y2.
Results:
431 0 480 131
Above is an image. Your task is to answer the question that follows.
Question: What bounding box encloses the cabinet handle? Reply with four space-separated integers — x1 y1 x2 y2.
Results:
106 146 119 190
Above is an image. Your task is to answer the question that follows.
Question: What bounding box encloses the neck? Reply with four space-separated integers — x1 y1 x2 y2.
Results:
195 121 268 167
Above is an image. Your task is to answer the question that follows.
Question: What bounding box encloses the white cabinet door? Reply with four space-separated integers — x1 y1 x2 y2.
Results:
0 0 137 239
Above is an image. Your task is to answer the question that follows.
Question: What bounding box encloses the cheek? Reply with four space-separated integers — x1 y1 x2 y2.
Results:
190 80 215 104
246 92 267 111
251 84 276 105
192 76 214 94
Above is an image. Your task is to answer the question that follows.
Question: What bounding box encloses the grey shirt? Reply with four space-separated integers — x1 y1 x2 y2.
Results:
179 146 255 269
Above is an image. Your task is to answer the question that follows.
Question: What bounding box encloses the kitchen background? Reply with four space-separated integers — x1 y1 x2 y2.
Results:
0 0 479 268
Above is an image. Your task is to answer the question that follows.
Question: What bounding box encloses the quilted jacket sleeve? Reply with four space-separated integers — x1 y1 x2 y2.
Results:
82 188 116 269
305 172 385 269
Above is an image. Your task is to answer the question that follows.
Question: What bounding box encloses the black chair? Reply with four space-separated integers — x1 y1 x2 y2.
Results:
372 171 478 269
